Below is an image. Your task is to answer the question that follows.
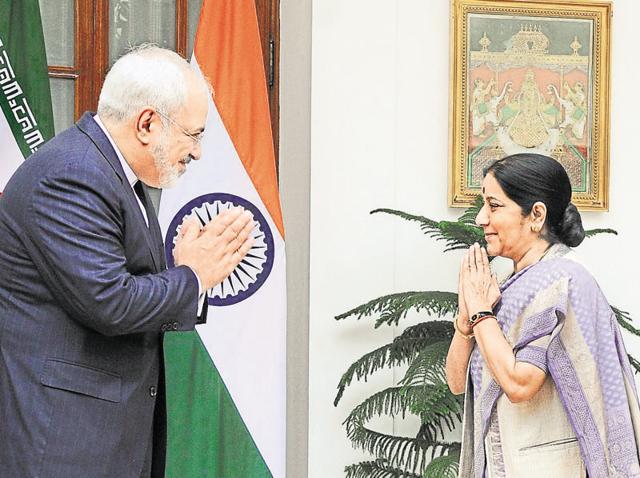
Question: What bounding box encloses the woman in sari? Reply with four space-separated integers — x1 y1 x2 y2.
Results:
446 153 640 478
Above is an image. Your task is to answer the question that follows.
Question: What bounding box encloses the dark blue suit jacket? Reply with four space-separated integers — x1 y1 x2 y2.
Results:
0 113 203 477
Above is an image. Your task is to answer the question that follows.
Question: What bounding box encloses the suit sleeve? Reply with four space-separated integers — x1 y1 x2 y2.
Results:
21 160 200 336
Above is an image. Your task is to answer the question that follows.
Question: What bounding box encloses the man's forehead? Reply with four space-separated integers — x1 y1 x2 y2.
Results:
179 91 208 127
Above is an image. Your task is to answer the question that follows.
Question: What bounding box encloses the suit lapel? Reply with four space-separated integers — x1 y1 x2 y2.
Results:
76 113 164 272
76 113 125 182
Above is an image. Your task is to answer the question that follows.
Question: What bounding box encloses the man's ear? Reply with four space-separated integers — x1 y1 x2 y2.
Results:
135 108 155 145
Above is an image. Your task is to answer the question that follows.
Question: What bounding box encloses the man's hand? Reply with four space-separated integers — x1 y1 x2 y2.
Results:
173 207 255 291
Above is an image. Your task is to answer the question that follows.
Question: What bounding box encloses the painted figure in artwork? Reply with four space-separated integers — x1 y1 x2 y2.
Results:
508 70 549 148
498 90 519 127
471 78 495 136
548 81 587 140
539 91 560 128
486 81 512 128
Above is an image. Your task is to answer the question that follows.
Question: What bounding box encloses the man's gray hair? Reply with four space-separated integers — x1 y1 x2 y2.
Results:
97 45 209 122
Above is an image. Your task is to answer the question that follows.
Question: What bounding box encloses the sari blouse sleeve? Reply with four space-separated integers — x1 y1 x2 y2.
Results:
515 335 552 373
505 279 569 375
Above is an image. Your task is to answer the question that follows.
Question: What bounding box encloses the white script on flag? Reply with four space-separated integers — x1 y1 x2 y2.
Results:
0 36 46 153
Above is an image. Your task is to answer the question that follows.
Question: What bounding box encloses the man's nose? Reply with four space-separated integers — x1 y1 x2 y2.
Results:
192 142 202 160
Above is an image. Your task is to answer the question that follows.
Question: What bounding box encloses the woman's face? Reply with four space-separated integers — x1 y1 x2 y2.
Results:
475 173 536 260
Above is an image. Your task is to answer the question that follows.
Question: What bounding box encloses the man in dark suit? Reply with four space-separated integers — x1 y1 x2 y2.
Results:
0 46 254 477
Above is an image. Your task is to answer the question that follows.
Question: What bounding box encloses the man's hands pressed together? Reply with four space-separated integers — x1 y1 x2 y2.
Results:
173 207 255 291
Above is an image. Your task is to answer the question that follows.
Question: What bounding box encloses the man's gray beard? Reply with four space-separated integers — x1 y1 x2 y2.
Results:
152 137 182 189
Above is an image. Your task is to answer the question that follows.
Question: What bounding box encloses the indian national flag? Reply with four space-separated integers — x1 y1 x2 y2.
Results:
158 1 286 477
0 0 54 191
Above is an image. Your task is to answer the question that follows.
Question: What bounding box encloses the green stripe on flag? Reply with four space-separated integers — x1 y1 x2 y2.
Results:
164 332 272 478
0 0 54 158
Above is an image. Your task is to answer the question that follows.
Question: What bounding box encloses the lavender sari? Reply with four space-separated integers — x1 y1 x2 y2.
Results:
458 245 640 478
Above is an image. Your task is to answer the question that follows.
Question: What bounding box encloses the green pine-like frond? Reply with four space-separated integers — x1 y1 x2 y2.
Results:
617 305 640 374
348 425 429 473
345 383 461 448
344 386 416 434
613 306 640 335
335 322 455 405
370 209 438 229
628 355 640 375
422 449 460 478
584 228 617 238
400 321 455 343
345 459 422 478
334 343 402 406
335 291 459 328
456 196 483 224
398 341 463 437
347 423 458 474
370 209 485 252
410 383 462 442
436 221 486 251
399 340 449 387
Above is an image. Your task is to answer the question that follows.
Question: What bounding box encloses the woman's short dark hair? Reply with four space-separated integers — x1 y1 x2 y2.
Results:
484 153 585 247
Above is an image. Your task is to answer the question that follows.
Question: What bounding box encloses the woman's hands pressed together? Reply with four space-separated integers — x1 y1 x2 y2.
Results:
460 243 501 318
455 258 473 337
446 243 500 393
446 243 502 395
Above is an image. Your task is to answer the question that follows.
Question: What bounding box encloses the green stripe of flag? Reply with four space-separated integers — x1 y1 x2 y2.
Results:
164 332 272 478
0 0 54 158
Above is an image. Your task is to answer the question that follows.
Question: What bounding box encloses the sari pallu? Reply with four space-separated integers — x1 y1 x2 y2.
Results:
458 245 640 478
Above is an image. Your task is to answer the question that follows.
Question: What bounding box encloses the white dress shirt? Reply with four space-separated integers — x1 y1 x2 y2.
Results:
94 115 149 226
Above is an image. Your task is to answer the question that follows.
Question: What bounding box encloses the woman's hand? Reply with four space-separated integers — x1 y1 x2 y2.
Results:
447 251 478 394
456 255 473 336
461 243 501 316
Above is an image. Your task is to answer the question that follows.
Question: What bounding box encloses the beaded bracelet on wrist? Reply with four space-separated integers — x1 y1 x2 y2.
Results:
470 314 497 328
469 310 494 327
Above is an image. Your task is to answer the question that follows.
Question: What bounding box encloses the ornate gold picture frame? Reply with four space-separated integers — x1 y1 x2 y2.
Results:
449 0 612 210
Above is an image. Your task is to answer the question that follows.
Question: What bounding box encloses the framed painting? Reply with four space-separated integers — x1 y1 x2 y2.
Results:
449 0 612 210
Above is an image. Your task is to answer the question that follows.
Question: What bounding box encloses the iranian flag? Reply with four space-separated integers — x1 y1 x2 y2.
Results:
0 0 54 191
158 1 286 477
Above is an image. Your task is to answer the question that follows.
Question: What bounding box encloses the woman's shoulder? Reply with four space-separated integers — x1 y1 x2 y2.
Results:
538 248 599 291
498 243 602 296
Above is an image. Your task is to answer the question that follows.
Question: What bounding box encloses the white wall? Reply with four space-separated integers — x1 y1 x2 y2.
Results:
305 1 640 477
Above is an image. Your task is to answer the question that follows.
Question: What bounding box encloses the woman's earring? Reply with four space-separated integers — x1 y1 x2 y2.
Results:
531 224 540 233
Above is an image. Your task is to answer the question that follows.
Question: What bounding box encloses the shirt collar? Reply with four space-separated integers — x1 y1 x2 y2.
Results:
94 114 139 188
